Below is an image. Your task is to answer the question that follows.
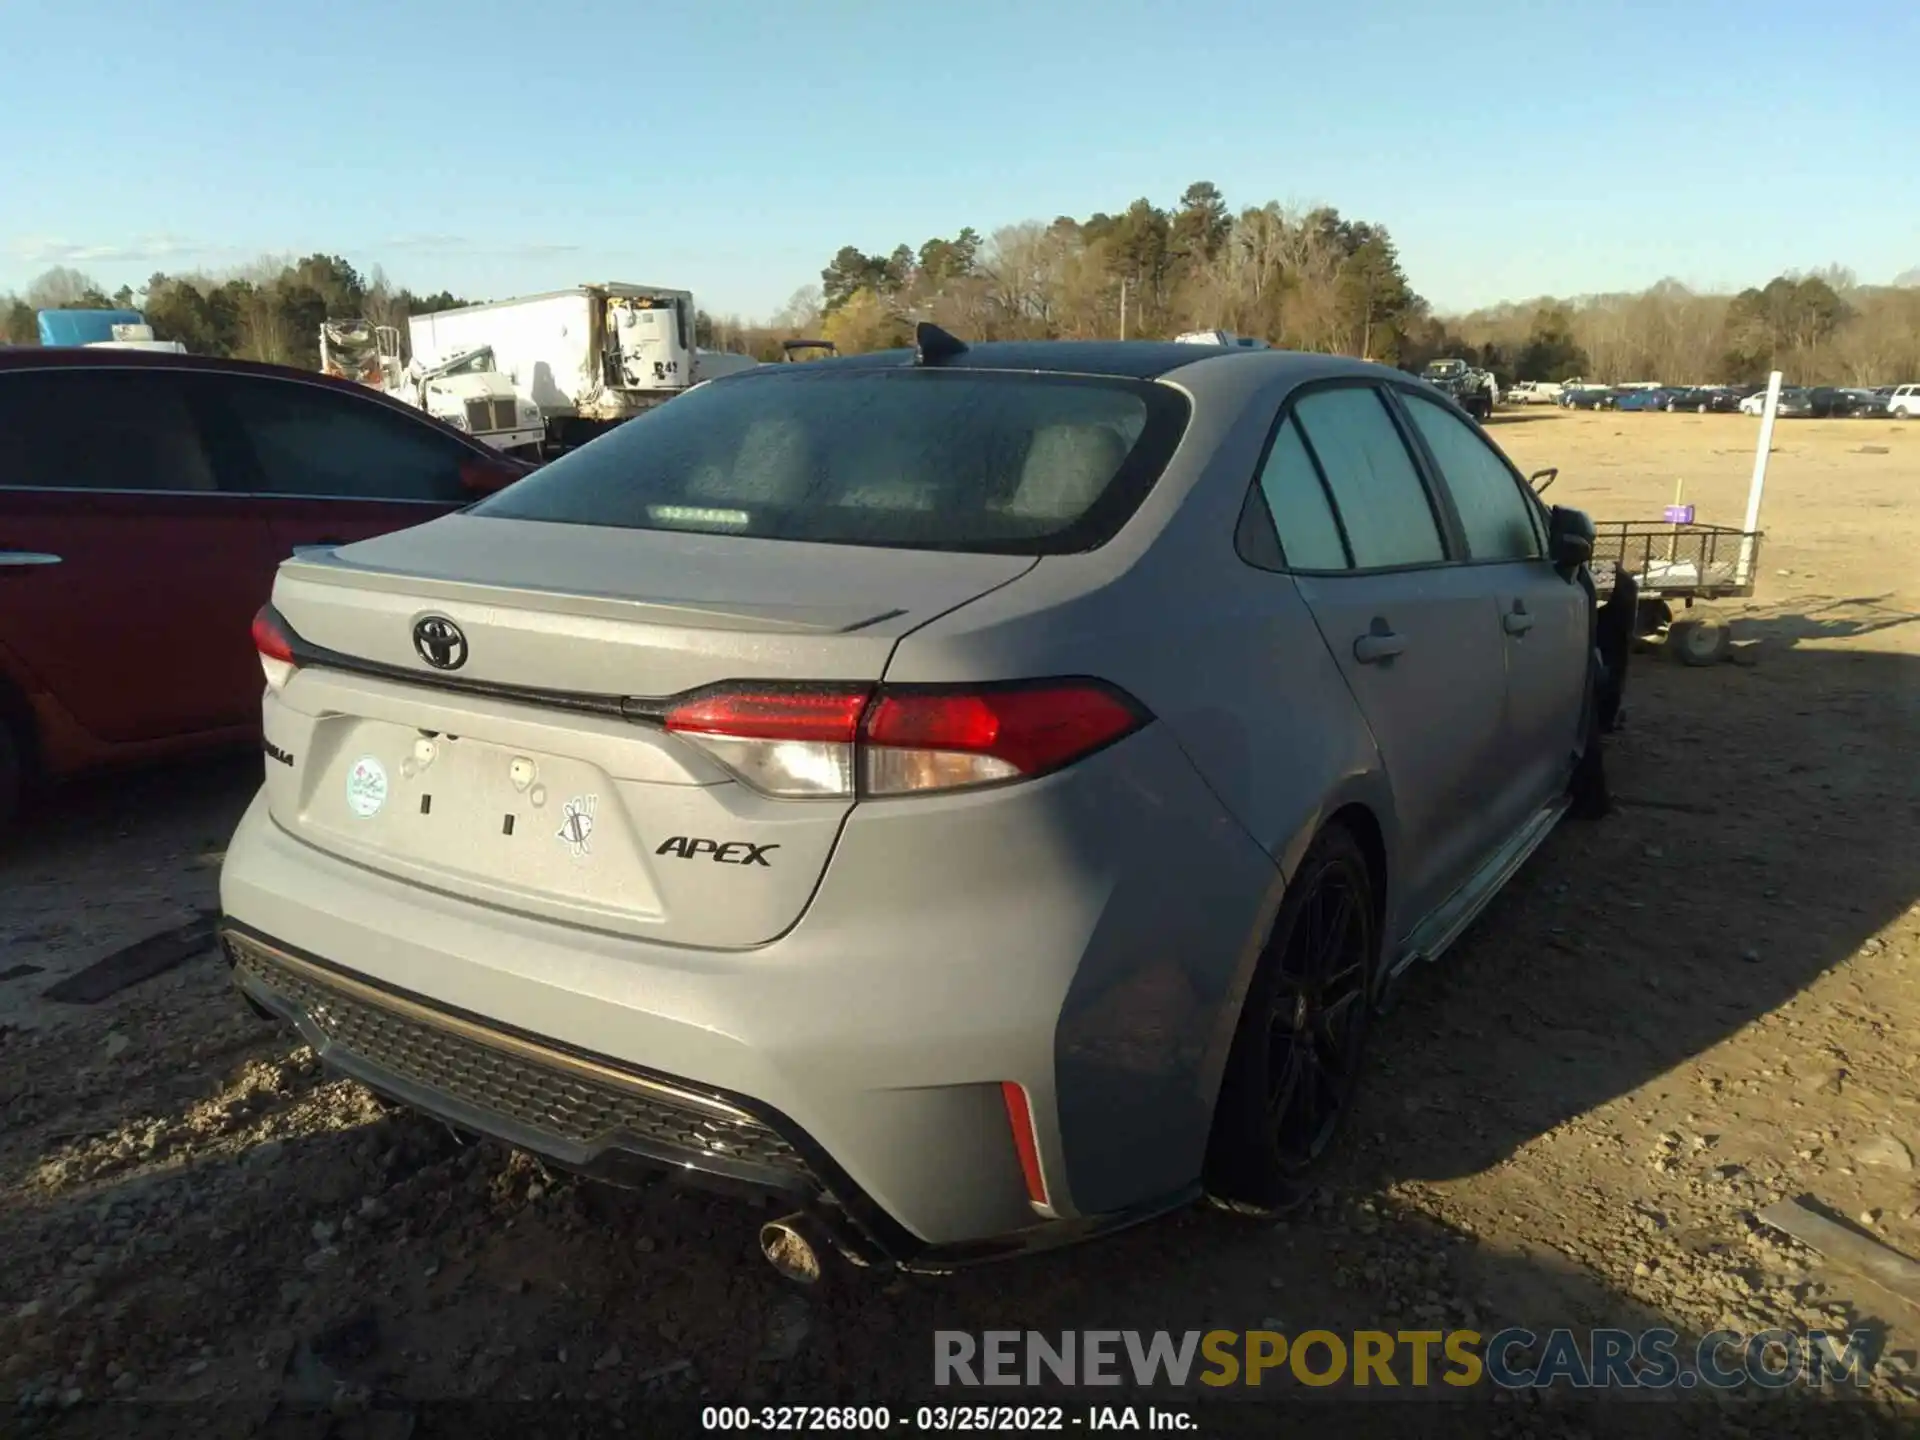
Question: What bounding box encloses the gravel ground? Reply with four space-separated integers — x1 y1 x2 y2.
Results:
1 411 1916 1436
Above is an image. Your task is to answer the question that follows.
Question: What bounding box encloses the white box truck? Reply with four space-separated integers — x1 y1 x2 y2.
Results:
406 283 708 449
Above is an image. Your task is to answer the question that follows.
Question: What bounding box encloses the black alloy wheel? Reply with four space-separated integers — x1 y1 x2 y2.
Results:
1263 866 1371 1165
1206 825 1377 1215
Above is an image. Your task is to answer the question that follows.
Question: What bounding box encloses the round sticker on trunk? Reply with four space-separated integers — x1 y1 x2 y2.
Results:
346 756 389 818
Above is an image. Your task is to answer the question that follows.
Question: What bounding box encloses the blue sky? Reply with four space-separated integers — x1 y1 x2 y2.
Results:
6 0 1916 318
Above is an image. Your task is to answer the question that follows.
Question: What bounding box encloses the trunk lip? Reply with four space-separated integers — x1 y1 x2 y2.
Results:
280 548 918 638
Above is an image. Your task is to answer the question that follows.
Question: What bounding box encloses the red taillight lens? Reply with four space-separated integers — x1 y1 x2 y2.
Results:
664 688 868 744
862 683 1144 793
252 605 296 692
663 687 870 798
659 680 1145 799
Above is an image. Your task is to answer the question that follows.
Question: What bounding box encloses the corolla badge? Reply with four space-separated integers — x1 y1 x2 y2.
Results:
412 615 467 671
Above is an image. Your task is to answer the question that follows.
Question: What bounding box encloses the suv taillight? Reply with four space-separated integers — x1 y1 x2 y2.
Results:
661 680 1148 799
252 605 297 692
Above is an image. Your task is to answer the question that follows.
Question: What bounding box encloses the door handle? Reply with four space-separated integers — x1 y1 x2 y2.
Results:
0 551 62 568
1353 628 1406 664
1503 607 1535 636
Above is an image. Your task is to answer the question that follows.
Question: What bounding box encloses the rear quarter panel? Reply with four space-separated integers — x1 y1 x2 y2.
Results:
883 356 1400 1208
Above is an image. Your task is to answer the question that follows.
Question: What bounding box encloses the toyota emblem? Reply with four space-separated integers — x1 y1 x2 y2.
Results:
412 615 468 671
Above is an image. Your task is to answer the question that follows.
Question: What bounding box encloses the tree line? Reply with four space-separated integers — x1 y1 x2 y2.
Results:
1440 268 1920 388
0 256 470 372
7 182 1917 385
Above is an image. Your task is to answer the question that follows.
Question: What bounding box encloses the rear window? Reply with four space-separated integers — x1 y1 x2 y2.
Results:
472 368 1189 554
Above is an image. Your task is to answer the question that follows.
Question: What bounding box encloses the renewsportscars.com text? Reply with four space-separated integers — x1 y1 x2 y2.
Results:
934 1328 1874 1391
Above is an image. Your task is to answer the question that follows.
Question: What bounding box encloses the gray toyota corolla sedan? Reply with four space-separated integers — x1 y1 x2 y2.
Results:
220 329 1608 1277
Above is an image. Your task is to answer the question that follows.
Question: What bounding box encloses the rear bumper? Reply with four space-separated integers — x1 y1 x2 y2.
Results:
222 921 1193 1269
217 724 1280 1253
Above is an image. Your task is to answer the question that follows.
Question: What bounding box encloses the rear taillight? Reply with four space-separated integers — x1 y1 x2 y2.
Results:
663 687 869 798
660 680 1147 799
252 605 296 693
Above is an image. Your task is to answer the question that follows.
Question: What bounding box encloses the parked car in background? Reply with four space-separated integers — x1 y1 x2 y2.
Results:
220 338 1613 1271
1737 386 1813 417
0 348 532 830
1889 384 1920 418
1615 387 1684 411
1563 386 1618 410
1506 381 1563 405
1838 388 1888 417
1807 387 1853 418
1665 387 1740 413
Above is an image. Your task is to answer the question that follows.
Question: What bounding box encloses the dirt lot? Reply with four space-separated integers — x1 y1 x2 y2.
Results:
1 408 1916 1435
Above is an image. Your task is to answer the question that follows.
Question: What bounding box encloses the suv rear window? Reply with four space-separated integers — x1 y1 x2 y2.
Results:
473 368 1190 554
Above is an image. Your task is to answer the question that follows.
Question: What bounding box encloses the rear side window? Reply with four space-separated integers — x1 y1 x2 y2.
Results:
1254 419 1348 569
217 377 472 502
1291 387 1445 568
1399 392 1541 561
473 369 1190 554
0 370 217 492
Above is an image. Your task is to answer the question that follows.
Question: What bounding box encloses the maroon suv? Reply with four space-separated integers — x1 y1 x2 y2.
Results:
0 347 530 826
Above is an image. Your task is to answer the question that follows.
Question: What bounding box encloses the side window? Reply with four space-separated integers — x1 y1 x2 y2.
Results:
1291 387 1444 568
1254 418 1349 569
0 370 216 492
219 378 471 502
1398 392 1542 561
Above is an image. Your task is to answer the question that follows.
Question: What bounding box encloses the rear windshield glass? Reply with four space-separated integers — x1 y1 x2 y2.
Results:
472 368 1190 554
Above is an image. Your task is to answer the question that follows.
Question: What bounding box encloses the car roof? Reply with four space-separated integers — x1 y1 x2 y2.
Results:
737 339 1414 389
0 343 495 451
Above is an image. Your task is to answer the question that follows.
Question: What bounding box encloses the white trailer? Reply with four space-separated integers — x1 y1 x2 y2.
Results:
406 283 703 449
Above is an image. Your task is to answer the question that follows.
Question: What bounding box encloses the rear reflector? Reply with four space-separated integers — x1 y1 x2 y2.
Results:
659 680 1147 799
1001 1081 1049 1209
252 605 296 692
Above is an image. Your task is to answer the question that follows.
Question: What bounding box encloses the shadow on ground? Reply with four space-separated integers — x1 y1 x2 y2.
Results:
1731 596 1920 651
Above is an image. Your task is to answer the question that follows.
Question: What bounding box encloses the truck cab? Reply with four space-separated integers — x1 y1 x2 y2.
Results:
603 293 692 392
408 346 544 458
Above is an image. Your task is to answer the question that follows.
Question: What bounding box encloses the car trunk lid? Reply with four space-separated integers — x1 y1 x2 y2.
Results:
261 514 1033 947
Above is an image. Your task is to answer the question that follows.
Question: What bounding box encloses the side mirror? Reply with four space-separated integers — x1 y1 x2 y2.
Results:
1548 504 1595 572
459 455 529 496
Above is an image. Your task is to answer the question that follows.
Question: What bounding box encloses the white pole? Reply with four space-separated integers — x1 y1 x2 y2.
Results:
1738 369 1783 585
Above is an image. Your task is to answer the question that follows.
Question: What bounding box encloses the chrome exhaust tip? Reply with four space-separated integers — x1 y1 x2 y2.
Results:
760 1213 829 1285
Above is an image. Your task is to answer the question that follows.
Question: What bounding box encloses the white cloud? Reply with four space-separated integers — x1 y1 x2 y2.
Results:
8 233 218 266
383 235 581 258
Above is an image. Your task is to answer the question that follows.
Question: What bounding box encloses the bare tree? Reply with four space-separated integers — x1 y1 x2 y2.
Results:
25 266 108 309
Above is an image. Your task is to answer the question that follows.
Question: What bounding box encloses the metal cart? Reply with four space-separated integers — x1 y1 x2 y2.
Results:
1588 519 1764 665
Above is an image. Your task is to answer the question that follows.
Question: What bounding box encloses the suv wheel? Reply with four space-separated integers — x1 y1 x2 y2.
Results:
1205 824 1377 1216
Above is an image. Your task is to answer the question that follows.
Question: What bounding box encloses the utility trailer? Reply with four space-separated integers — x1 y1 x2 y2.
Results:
1588 519 1764 665
1531 472 1764 666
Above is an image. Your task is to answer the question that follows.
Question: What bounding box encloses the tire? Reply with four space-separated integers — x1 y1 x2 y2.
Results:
1205 824 1377 1216
1666 618 1732 667
1632 596 1673 639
